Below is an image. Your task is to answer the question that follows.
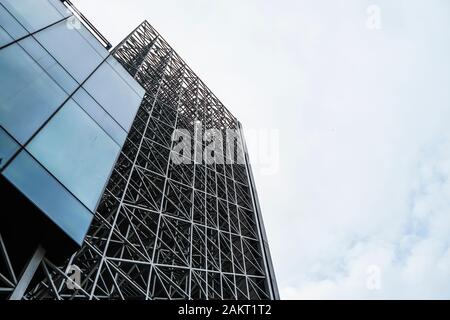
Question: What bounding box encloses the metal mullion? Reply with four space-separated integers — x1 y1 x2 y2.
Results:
0 6 71 51
5 40 122 177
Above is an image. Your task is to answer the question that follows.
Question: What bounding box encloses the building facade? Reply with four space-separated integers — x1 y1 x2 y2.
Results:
0 0 278 300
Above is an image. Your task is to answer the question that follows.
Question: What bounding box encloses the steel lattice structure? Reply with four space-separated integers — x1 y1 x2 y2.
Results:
0 20 278 300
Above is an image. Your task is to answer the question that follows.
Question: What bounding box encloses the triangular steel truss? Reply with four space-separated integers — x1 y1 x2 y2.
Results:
1 20 278 300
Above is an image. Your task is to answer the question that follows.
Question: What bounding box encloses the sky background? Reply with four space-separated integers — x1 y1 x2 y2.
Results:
73 0 450 299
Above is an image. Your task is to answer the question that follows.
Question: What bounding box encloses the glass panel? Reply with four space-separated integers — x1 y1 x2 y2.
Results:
0 25 11 47
84 60 144 132
0 43 68 143
0 5 27 46
34 20 104 83
0 127 19 170
107 56 146 97
27 99 120 211
3 150 93 245
77 22 109 59
73 88 127 146
19 36 78 94
47 0 71 16
0 0 69 33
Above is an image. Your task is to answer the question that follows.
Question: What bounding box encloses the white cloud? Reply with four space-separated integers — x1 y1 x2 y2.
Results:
280 133 450 299
72 0 450 299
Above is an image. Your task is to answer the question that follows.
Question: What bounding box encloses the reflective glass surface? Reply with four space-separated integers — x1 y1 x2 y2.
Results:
0 0 69 33
0 25 11 47
0 5 27 46
84 60 144 131
107 56 146 98
0 127 19 170
77 22 109 59
27 100 120 211
73 88 127 146
19 36 78 94
3 150 93 245
34 20 105 83
0 43 68 143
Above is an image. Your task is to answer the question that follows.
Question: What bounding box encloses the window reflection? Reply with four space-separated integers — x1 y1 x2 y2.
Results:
0 5 27 46
73 88 127 146
0 127 19 170
34 20 105 83
0 0 69 33
19 36 78 94
107 56 146 97
0 43 67 143
3 150 93 245
84 60 144 132
27 99 120 211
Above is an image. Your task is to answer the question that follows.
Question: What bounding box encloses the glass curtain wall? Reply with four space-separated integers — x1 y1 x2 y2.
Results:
0 0 145 245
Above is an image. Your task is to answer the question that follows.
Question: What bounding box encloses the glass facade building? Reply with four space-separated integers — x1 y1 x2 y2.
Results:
0 0 278 300
0 0 144 246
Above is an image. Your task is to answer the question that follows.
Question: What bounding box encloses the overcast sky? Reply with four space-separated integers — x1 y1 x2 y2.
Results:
73 0 450 299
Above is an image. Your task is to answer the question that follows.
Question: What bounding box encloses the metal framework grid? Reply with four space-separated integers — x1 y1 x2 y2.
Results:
0 21 278 300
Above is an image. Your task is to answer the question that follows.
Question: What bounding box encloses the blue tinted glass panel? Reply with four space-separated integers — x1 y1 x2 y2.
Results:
107 56 146 97
73 88 127 146
0 127 19 170
83 60 144 132
0 5 27 46
0 0 69 32
27 100 120 211
0 43 68 143
3 150 93 245
77 22 109 59
34 20 104 83
47 0 70 16
19 37 78 94
0 25 11 46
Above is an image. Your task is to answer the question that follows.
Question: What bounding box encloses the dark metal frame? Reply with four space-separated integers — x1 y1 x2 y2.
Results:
60 0 112 50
